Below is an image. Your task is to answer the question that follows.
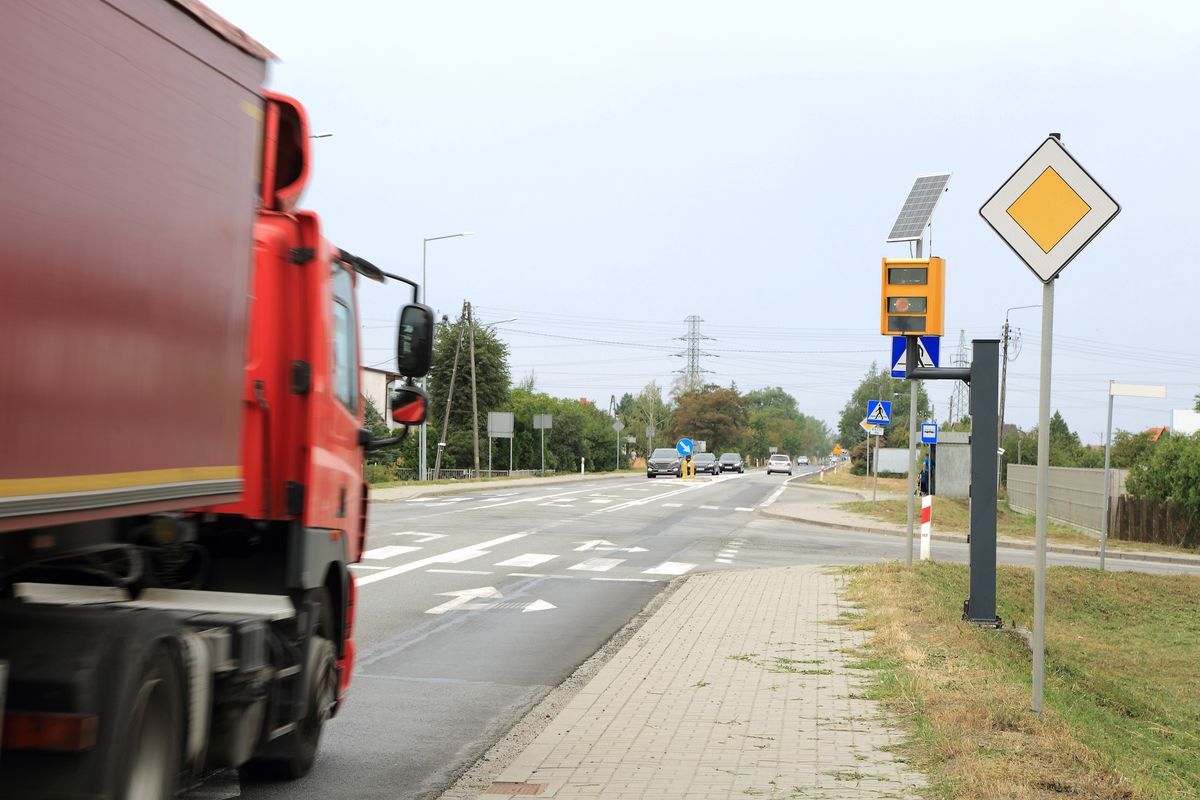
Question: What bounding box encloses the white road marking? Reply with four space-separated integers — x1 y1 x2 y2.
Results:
496 553 557 568
426 569 493 575
509 573 575 579
715 558 733 564
761 484 787 508
425 586 556 615
391 531 446 543
347 564 388 571
569 558 624 572
356 533 527 587
361 545 420 560
591 577 659 583
717 551 737 558
468 488 593 511
662 503 683 508
587 498 612 504
574 540 616 551
735 507 754 512
699 505 719 510
538 501 575 507
592 483 703 514
643 561 695 576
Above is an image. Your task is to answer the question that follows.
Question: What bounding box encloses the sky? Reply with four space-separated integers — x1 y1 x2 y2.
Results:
206 0 1200 444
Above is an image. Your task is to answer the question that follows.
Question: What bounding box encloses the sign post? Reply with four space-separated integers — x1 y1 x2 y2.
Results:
980 133 1120 717
612 418 625 471
533 414 552 475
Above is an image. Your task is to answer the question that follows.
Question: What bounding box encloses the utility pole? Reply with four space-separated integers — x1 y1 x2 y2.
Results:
998 304 1039 462
432 304 467 479
466 302 481 476
674 315 715 394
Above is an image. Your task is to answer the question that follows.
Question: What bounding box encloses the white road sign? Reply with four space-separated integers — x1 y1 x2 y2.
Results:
979 136 1120 283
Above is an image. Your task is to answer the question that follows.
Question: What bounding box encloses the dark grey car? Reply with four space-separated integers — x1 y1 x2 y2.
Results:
646 447 681 478
719 452 744 473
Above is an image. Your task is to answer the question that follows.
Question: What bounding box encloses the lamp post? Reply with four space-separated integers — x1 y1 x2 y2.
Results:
1100 381 1166 570
419 232 473 481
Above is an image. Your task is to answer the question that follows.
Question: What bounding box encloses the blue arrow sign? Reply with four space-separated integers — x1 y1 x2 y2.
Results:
676 438 694 456
921 422 938 444
866 400 892 426
890 336 941 378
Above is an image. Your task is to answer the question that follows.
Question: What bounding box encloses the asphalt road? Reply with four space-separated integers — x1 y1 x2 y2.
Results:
200 469 1199 800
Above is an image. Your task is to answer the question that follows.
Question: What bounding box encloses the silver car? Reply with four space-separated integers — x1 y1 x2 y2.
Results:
766 454 793 476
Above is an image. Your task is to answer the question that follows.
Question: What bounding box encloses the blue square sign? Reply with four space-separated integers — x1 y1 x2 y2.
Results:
866 400 892 426
891 336 941 379
921 422 938 444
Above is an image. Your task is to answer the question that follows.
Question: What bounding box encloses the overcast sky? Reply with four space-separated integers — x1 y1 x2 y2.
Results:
207 0 1199 443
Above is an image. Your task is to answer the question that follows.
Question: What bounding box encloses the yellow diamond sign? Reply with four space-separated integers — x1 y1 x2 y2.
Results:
981 136 1119 282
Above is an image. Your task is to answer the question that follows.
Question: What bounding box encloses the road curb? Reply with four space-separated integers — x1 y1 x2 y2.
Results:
755 508 1200 567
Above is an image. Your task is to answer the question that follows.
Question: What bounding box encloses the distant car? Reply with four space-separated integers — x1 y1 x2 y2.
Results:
797 455 809 466
693 452 719 475
719 452 744 473
647 447 682 478
767 454 793 476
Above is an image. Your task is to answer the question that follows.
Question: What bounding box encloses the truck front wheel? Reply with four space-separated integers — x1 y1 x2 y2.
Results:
117 646 183 800
243 589 337 780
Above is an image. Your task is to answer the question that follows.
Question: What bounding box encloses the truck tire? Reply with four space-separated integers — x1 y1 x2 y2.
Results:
117 646 184 800
242 589 337 781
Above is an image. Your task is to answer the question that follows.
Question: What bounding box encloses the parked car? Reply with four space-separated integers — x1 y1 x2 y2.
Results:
693 452 719 475
767 454 793 476
647 447 682 478
719 452 744 473
797 455 809 466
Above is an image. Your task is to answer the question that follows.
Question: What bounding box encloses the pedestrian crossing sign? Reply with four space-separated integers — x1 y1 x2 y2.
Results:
866 400 892 426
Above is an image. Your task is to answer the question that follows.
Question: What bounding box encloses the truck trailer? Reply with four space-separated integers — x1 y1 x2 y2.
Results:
0 1 433 796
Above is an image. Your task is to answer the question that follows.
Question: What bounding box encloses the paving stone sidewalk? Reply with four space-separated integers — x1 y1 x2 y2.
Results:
476 566 924 799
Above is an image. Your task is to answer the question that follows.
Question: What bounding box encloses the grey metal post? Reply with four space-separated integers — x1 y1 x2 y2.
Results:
965 339 1000 625
1100 383 1115 571
509 435 513 475
905 336 918 566
540 427 545 475
419 239 428 481
488 437 492 478
1032 280 1055 716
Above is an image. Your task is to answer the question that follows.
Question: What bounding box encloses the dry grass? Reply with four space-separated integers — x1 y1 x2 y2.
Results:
818 467 910 494
838 497 1197 555
842 562 1200 799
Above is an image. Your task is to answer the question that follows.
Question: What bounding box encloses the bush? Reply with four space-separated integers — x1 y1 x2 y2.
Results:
364 463 396 484
1126 432 1200 531
850 440 870 475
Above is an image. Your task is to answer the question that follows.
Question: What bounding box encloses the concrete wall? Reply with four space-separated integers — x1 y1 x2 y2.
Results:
876 447 912 475
1006 464 1128 535
933 431 971 498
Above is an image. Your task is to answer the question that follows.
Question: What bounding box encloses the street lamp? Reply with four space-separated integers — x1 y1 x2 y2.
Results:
419 232 473 481
998 303 1042 456
1099 381 1166 570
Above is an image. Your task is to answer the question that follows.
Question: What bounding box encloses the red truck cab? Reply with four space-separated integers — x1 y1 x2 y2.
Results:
0 2 432 797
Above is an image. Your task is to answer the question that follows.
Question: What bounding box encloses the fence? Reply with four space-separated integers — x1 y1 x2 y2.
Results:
1111 496 1197 548
1006 464 1127 535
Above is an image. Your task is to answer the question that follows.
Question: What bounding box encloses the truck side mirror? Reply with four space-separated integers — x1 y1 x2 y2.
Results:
391 384 428 426
396 303 434 378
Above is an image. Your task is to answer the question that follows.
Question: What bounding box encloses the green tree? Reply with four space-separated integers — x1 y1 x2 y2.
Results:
624 381 673 458
1126 432 1200 530
426 315 511 470
1194 392 1200 412
670 384 747 453
742 387 830 460
1111 429 1157 469
835 363 930 451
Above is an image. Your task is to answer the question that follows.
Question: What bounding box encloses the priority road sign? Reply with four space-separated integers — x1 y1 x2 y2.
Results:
891 335 940 378
921 422 938 444
676 438 694 457
980 136 1120 283
866 400 892 426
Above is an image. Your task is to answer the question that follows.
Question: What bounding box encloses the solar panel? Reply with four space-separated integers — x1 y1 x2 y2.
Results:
886 172 952 242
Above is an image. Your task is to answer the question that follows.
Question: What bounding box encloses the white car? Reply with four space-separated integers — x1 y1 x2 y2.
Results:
766 454 793 476
796 455 809 466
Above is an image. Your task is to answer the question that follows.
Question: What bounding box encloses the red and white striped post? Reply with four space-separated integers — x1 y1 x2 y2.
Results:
919 494 932 560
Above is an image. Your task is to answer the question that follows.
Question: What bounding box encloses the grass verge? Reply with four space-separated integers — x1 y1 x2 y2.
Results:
837 497 1196 555
817 467 910 494
842 561 1200 799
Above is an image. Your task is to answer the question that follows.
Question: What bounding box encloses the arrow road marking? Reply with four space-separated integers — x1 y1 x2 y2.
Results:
425 586 501 615
391 531 446 543
424 586 557 615
357 533 527 587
